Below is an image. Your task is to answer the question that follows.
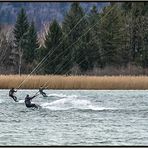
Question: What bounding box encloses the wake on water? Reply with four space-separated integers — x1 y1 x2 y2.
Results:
41 95 112 111
47 93 69 98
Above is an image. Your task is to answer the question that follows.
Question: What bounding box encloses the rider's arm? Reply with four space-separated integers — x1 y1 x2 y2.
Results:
31 95 37 99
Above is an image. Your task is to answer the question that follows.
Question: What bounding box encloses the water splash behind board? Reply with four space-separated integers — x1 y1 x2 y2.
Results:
41 96 111 111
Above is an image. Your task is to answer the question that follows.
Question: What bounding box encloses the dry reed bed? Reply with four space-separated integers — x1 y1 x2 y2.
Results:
0 75 148 89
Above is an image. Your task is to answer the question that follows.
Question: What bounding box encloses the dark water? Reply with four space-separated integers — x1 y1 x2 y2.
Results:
0 89 148 145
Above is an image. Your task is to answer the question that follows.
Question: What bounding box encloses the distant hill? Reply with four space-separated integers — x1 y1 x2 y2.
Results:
0 2 108 30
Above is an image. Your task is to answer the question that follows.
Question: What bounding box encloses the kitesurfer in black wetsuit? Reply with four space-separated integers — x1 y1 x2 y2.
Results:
39 87 47 97
9 88 18 102
25 94 38 108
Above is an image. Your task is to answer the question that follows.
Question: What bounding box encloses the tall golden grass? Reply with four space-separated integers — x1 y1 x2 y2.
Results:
0 75 148 89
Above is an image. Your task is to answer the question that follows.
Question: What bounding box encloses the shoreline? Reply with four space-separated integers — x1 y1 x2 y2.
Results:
0 75 148 90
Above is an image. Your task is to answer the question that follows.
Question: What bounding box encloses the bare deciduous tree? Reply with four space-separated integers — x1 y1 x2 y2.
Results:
0 25 18 74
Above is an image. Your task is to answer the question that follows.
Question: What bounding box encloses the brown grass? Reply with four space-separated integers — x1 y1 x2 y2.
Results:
0 75 148 89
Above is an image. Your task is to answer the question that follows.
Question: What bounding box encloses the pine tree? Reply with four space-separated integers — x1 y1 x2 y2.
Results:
89 5 99 25
99 4 124 68
62 2 88 73
44 20 64 74
129 3 143 64
24 21 39 64
13 8 29 47
85 5 102 70
121 2 132 12
13 8 29 75
120 2 147 68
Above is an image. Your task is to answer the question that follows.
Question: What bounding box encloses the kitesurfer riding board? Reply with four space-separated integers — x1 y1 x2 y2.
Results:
39 86 48 97
25 94 40 109
9 88 18 102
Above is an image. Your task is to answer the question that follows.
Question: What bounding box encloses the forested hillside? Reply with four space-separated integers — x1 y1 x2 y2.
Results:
0 2 148 75
0 2 107 30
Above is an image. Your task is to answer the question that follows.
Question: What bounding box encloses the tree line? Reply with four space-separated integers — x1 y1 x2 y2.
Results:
0 2 148 75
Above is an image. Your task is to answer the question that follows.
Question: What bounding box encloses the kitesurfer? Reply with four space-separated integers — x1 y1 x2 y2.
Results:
39 86 47 97
9 88 18 102
25 94 39 108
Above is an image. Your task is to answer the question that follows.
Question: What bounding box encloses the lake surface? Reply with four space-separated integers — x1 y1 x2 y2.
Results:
0 89 148 146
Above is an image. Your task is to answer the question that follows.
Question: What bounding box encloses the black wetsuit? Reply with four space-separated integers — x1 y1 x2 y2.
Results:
9 89 18 102
39 88 47 97
25 95 38 108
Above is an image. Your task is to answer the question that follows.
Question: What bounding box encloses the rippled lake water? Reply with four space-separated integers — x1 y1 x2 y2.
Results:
0 89 148 146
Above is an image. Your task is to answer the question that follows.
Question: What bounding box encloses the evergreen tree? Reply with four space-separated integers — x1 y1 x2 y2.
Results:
13 8 29 74
24 21 39 64
99 4 124 68
120 2 147 68
44 20 64 74
89 5 99 25
130 3 144 63
121 2 132 12
13 8 29 47
62 2 88 72
85 5 102 70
